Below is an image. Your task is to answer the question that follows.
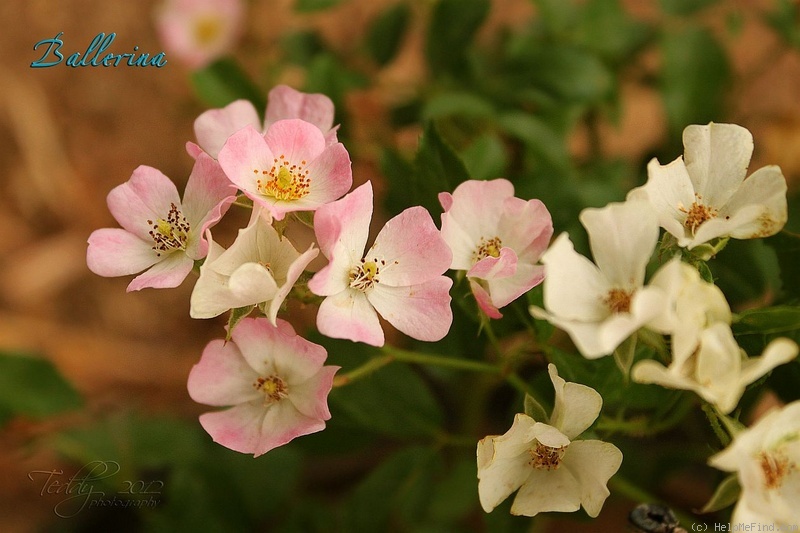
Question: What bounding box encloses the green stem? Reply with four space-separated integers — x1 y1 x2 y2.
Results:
382 346 501 374
332 354 394 387
702 403 732 447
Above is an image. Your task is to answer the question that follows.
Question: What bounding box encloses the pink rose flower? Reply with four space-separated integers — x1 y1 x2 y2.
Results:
87 153 236 291
309 182 453 346
187 317 338 457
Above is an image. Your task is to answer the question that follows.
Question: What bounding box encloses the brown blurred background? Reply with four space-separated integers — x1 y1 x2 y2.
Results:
1 0 800 531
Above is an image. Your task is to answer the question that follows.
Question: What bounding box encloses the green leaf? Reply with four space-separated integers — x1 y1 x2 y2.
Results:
530 0 580 36
766 0 800 49
700 473 740 513
613 335 637 377
507 44 613 103
366 3 411 66
523 393 548 423
0 352 82 423
732 306 800 336
660 0 719 16
422 92 495 121
304 52 368 114
426 0 490 74
497 112 570 172
660 27 730 135
460 132 508 181
190 58 265 114
226 305 255 340
280 31 326 66
576 0 652 62
295 0 343 12
765 230 800 299
426 458 479 524
329 360 444 438
344 447 440 532
410 122 470 214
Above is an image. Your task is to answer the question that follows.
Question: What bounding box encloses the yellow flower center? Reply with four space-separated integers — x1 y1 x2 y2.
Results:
349 259 384 292
529 442 567 470
147 203 190 257
679 194 718 235
473 236 503 263
604 288 633 314
254 155 311 201
193 16 223 46
253 375 289 404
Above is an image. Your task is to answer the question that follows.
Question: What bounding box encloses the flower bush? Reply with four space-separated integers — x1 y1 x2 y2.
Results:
68 1 800 531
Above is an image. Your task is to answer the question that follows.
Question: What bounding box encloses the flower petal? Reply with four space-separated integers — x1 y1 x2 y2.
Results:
739 337 798 387
218 125 275 202
511 467 581 516
469 279 503 319
714 165 788 240
313 182 372 264
683 123 753 207
87 228 159 277
367 277 453 342
468 247 517 280
300 142 353 207
580 200 658 288
188 339 261 406
288 365 338 420
266 243 319 325
367 206 452 287
548 364 602 440
561 440 623 517
629 157 695 244
316 289 384 346
107 165 182 241
265 85 335 135
127 250 194 291
497 197 553 264
182 152 237 259
484 263 545 310
263 118 326 172
194 99 261 158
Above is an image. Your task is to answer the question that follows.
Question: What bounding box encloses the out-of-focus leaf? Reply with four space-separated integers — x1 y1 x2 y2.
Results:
523 393 548 423
576 0 651 62
661 27 730 135
329 360 444 438
344 447 440 532
497 112 570 172
295 0 343 12
711 239 779 306
191 58 265 114
460 132 508 181
422 92 495 121
700 473 740 513
660 0 719 16
733 306 800 336
530 0 580 36
767 360 800 404
366 3 411 66
305 53 367 116
280 30 326 66
426 0 490 74
506 44 613 103
765 230 800 299
0 352 82 424
766 0 800 48
410 122 469 214
426 458 479 524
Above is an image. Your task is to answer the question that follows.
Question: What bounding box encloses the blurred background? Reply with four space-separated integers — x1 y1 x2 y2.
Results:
1 0 800 531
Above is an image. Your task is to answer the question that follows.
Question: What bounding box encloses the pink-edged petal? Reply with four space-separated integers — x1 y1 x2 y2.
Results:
497 197 553 264
468 247 517 280
484 263 545 309
288 365 338 420
127 251 194 291
367 277 453 342
308 256 351 297
218 125 275 197
188 338 261 406
683 123 753 207
316 289 384 346
300 142 353 206
267 319 329 383
313 181 372 261
182 152 237 259
199 400 325 457
194 99 261 158
263 119 326 170
186 141 203 159
470 279 503 319
580 200 659 288
107 165 182 240
87 228 159 277
511 467 581 516
367 206 452 286
439 179 515 270
266 244 319 325
561 440 622 517
265 85 335 134
538 233 610 322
